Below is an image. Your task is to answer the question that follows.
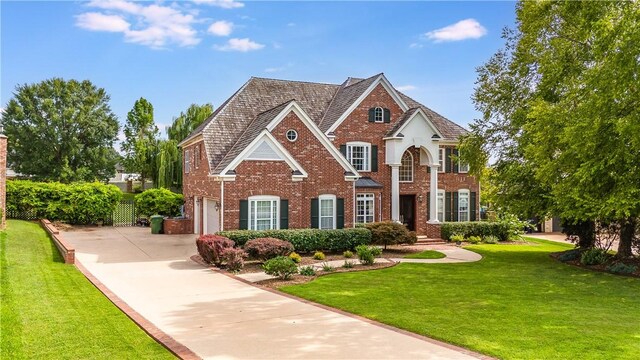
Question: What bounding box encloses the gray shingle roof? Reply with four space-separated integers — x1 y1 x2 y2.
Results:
355 177 384 188
187 75 467 175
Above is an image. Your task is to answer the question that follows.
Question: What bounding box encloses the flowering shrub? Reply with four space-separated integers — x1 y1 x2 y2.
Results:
221 248 248 272
196 234 234 266
244 238 294 261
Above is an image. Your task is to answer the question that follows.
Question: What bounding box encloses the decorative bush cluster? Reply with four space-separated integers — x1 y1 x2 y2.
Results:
467 236 482 244
299 266 316 276
6 180 121 224
288 252 302 263
355 245 382 265
196 234 235 266
606 262 637 275
221 248 247 272
263 256 298 280
558 249 581 262
483 235 500 244
365 221 417 249
343 250 354 258
135 188 183 217
313 251 325 260
244 238 294 260
449 234 465 243
580 248 610 266
217 228 371 253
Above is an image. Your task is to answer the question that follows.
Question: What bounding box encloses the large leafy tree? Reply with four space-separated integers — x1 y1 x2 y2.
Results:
2 78 120 182
156 103 212 190
461 1 640 256
121 97 158 190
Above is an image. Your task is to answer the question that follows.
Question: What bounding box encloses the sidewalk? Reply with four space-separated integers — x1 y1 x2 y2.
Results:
64 227 486 360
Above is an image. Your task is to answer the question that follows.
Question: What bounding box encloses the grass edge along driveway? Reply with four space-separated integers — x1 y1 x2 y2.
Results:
282 238 640 360
0 220 175 359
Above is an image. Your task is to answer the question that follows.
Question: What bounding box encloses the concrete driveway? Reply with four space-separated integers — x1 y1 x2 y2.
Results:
64 226 484 360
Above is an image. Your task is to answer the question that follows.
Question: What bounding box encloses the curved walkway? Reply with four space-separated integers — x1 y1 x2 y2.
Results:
64 227 488 360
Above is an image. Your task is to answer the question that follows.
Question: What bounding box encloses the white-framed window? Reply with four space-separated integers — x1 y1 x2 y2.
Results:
248 195 279 230
318 194 336 229
437 190 445 222
459 162 469 173
374 107 384 123
346 142 371 171
438 148 445 173
356 193 375 223
184 149 191 174
458 190 470 222
286 129 298 142
399 150 413 182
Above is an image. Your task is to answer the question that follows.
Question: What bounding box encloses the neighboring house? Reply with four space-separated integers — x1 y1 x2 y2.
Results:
180 74 479 237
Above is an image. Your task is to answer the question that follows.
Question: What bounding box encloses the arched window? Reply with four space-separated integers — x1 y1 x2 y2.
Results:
399 150 413 182
374 107 384 123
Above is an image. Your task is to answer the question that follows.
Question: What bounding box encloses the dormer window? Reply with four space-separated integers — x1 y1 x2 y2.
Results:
374 107 384 123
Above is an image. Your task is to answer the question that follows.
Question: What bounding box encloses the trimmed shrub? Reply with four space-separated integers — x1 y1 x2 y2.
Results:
366 221 417 249
467 236 482 244
343 250 354 258
580 248 610 266
221 248 247 272
483 235 499 244
606 262 637 275
244 238 294 261
313 251 326 260
441 222 511 241
217 228 371 253
450 234 465 243
6 180 122 224
355 244 382 266
263 256 298 280
196 234 234 266
299 266 316 276
558 249 581 262
135 188 183 217
289 252 302 264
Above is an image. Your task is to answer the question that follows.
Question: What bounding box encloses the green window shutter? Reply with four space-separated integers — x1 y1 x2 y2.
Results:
383 108 391 123
336 198 345 229
445 148 452 173
310 198 319 228
368 108 375 122
453 148 459 173
453 192 459 222
239 200 248 230
340 145 346 157
445 192 452 222
470 192 477 221
426 192 430 219
280 199 289 229
371 145 378 172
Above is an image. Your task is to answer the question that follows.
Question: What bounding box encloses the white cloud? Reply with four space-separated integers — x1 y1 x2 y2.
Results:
208 20 233 36
76 12 130 32
424 18 487 43
409 43 423 49
396 85 417 92
76 0 200 49
287 22 296 27
214 38 264 52
192 0 244 9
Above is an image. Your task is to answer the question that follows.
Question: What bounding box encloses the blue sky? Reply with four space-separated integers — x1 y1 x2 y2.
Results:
1 1 516 138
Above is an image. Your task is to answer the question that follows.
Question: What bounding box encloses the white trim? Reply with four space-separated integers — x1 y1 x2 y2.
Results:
218 130 308 179
355 193 375 224
390 108 444 139
220 181 224 231
286 129 298 142
318 194 337 230
203 198 209 234
374 107 384 123
178 134 204 149
438 148 445 173
326 74 409 134
193 197 200 234
399 150 413 183
248 195 280 230
346 141 371 172
264 101 360 177
458 189 470 222
437 189 445 223
184 149 191 174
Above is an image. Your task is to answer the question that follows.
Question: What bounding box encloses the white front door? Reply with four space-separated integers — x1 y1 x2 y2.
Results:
193 197 201 235
204 199 220 234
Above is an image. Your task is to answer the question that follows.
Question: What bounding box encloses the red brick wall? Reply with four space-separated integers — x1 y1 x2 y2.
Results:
182 140 218 234
222 111 354 230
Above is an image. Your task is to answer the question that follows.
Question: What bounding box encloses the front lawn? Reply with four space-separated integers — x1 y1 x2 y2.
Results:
404 250 446 259
0 220 175 359
282 239 640 359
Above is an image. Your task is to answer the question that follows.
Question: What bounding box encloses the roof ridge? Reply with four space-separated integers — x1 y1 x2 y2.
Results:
343 73 383 88
250 76 340 86
318 82 346 128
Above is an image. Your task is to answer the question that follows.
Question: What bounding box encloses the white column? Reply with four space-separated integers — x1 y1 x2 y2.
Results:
428 164 439 223
391 164 400 222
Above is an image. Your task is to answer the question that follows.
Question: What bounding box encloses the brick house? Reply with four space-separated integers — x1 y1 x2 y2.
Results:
180 74 479 237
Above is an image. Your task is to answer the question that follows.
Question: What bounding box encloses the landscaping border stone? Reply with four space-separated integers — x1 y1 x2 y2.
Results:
40 219 75 264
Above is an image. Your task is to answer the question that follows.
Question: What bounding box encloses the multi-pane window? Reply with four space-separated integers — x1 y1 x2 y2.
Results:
459 162 469 173
356 193 375 223
399 150 413 182
319 194 336 230
437 190 445 222
249 196 279 230
184 150 191 174
347 143 371 171
438 148 445 173
374 107 384 123
458 190 470 222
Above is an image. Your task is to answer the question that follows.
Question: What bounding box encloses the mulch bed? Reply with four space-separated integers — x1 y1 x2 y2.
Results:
550 250 640 278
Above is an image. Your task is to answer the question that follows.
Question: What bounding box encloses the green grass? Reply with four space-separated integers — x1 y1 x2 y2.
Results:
282 238 640 359
121 192 137 201
0 220 175 359
404 250 446 259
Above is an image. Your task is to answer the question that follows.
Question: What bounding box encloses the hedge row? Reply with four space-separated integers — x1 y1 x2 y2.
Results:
217 228 371 253
7 180 121 224
441 221 511 241
135 188 183 217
